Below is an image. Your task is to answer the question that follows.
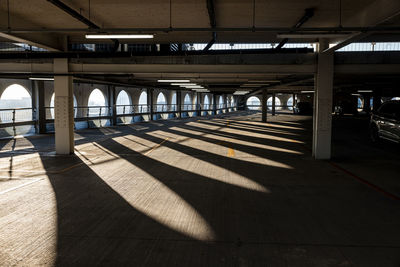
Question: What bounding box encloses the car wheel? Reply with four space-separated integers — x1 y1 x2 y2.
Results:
370 124 380 143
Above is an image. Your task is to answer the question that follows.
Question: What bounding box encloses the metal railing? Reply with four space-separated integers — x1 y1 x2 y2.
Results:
0 107 36 137
0 104 238 136
0 107 36 126
246 104 295 112
116 104 150 115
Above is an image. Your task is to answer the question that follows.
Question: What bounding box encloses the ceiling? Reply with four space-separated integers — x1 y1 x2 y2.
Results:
0 0 399 46
0 0 399 95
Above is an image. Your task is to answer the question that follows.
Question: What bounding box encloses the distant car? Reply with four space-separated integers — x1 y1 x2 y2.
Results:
294 102 313 115
370 100 400 143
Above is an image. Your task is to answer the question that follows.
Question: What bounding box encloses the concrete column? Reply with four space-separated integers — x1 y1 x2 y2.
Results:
272 93 276 116
54 58 74 155
110 86 117 125
147 88 154 120
177 90 182 118
197 92 202 117
33 80 46 134
213 94 217 114
312 39 334 160
223 94 227 111
292 93 296 114
262 89 267 122
363 94 371 113
373 89 382 111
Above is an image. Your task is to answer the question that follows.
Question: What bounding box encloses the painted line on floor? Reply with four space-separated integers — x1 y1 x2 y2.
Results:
144 137 170 156
0 178 43 195
300 143 400 201
329 162 400 201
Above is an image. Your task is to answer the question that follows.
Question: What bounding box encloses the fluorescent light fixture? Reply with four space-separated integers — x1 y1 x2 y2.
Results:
250 80 280 83
86 34 154 39
301 91 314 93
240 85 263 88
158 79 190 83
233 90 250 95
183 86 204 89
241 83 269 86
171 83 198 86
29 77 54 81
192 89 209 92
358 90 373 93
351 93 361 96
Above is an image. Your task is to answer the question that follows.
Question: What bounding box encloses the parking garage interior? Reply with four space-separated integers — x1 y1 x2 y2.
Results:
0 1 400 266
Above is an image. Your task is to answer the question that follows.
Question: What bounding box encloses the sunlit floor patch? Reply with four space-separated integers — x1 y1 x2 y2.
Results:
108 134 272 193
75 144 217 242
184 122 305 144
166 127 303 155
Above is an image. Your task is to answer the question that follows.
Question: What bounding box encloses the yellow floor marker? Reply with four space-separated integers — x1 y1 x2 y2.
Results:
227 147 235 157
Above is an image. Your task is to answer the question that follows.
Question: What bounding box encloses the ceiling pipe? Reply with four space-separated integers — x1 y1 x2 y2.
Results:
46 0 100 29
204 32 217 51
204 0 217 51
276 8 315 50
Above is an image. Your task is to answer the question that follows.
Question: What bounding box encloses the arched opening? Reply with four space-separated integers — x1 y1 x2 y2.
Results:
357 96 363 112
184 94 191 110
0 84 32 135
204 95 210 109
116 90 132 115
267 97 281 110
138 91 148 113
50 93 78 118
0 84 32 111
156 92 167 112
246 96 260 110
88 89 106 117
287 97 294 111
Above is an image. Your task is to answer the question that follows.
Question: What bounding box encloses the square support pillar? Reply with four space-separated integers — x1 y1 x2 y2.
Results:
363 94 371 113
261 89 267 122
177 90 182 118
33 80 46 134
223 94 227 112
213 94 217 115
109 86 117 126
313 40 334 160
292 93 296 114
197 92 202 117
54 58 74 155
373 89 382 111
272 93 276 116
147 88 154 120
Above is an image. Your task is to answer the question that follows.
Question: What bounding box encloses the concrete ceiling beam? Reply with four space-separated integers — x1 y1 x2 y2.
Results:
0 9 64 51
324 0 400 53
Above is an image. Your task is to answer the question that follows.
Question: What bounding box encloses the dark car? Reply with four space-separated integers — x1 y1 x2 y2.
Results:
370 100 400 143
294 102 313 115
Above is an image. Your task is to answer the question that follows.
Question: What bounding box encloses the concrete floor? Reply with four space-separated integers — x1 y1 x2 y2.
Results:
0 112 399 266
